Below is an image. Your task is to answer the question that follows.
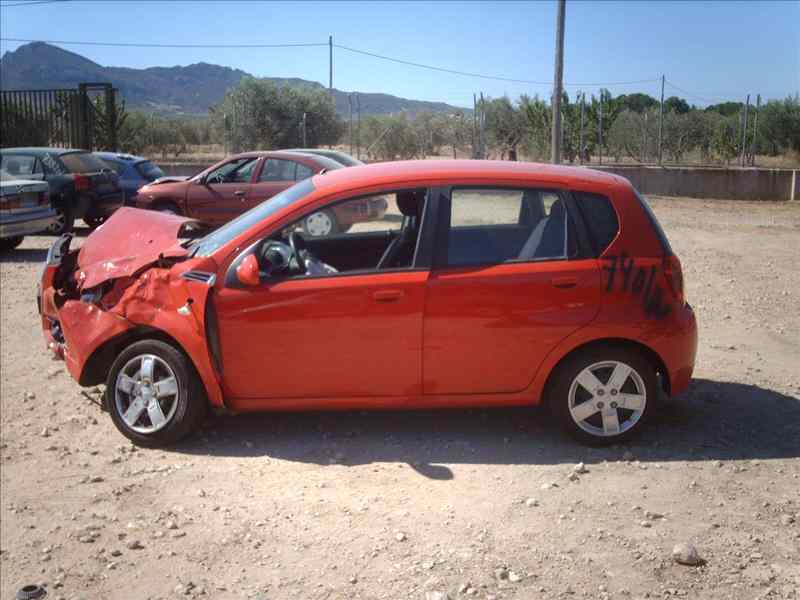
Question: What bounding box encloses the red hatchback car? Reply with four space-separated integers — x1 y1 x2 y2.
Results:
135 150 387 236
38 160 697 447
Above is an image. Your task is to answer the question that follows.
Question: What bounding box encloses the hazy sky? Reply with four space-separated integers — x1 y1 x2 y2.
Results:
1 0 798 108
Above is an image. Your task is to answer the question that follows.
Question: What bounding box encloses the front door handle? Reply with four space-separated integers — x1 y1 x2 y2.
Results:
234 190 246 197
373 289 404 302
551 276 577 289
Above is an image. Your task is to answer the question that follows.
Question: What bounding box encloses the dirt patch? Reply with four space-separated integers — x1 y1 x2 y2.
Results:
2 199 799 600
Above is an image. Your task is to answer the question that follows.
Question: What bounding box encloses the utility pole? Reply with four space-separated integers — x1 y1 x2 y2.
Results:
472 93 478 158
479 92 486 159
657 74 665 165
739 93 750 167
355 93 361 160
550 0 566 164
301 112 307 147
329 35 333 100
348 94 353 155
579 92 585 164
749 94 761 166
598 92 603 165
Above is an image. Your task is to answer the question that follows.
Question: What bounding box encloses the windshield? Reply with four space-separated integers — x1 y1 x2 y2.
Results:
189 177 315 257
136 161 165 182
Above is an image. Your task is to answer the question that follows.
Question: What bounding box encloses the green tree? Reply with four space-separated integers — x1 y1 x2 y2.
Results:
664 96 691 115
211 77 343 152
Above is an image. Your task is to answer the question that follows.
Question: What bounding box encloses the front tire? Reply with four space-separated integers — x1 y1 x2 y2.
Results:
105 340 207 447
549 345 657 445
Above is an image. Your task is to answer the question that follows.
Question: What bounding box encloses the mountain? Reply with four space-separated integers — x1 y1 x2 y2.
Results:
0 42 464 117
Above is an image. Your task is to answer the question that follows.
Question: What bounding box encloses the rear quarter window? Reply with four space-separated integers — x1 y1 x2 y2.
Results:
573 191 619 256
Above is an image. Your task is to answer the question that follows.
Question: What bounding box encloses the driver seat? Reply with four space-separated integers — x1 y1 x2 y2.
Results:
376 190 424 269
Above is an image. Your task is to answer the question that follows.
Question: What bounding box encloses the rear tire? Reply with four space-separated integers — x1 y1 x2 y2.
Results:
549 345 657 446
46 203 75 235
105 340 207 447
0 236 24 252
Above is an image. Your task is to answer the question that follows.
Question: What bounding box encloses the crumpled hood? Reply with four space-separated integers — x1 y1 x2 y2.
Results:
77 207 201 290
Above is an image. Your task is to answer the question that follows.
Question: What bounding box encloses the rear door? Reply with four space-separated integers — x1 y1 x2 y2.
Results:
246 158 298 211
422 186 602 395
186 156 259 225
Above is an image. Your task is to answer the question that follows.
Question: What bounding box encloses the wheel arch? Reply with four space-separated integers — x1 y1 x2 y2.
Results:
540 337 671 405
80 325 200 389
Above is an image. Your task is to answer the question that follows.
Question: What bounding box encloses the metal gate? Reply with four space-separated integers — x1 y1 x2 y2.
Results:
0 83 118 151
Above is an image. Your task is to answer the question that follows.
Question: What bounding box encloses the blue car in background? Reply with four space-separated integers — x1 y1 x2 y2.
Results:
93 152 165 204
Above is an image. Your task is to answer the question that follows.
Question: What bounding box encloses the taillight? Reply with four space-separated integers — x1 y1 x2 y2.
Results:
663 254 685 305
73 174 91 192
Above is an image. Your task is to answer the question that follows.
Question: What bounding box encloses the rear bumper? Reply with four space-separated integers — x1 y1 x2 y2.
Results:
660 302 698 396
0 208 57 238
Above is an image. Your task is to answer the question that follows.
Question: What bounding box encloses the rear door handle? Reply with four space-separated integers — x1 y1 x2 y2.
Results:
373 289 404 302
234 190 246 197
551 276 577 289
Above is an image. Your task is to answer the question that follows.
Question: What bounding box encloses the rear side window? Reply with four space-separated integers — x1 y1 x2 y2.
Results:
135 161 164 182
446 188 573 267
100 159 126 175
573 191 619 256
59 152 109 174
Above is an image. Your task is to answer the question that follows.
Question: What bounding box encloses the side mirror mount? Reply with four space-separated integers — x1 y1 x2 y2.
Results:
235 254 262 287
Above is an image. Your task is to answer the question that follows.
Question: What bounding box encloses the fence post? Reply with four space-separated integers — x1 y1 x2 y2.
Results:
105 84 117 151
78 83 90 150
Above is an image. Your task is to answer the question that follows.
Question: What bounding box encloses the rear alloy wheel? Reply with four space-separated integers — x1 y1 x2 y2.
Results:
106 340 206 447
302 209 338 237
550 346 656 445
0 236 24 252
46 203 75 235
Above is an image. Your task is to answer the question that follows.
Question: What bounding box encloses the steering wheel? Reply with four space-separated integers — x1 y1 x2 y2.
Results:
288 232 307 273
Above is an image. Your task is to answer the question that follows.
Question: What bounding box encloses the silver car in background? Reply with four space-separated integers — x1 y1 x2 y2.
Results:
0 176 56 251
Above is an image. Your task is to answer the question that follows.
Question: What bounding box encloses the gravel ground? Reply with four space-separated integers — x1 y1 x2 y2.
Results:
1 197 799 600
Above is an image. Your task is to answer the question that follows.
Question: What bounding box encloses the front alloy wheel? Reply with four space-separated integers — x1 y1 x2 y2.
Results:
550 346 657 445
106 340 206 447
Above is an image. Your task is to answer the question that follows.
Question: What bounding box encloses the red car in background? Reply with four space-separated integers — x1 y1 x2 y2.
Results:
135 151 387 236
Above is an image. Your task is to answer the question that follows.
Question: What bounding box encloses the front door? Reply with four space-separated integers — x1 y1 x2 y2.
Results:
422 186 601 395
186 156 259 225
213 187 431 402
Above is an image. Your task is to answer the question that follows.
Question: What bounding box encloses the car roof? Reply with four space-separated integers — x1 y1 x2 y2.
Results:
223 150 344 172
1 147 87 156
310 160 629 195
286 148 363 166
94 151 148 163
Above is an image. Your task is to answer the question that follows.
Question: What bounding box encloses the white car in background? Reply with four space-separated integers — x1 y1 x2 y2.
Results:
0 175 56 252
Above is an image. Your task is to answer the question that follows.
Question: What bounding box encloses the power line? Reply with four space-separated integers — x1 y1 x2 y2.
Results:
0 0 68 7
0 37 327 49
664 79 731 104
335 43 660 88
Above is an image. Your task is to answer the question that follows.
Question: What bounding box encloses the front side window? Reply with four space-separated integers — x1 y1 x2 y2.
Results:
259 159 296 182
205 157 258 184
446 187 570 267
235 188 425 283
